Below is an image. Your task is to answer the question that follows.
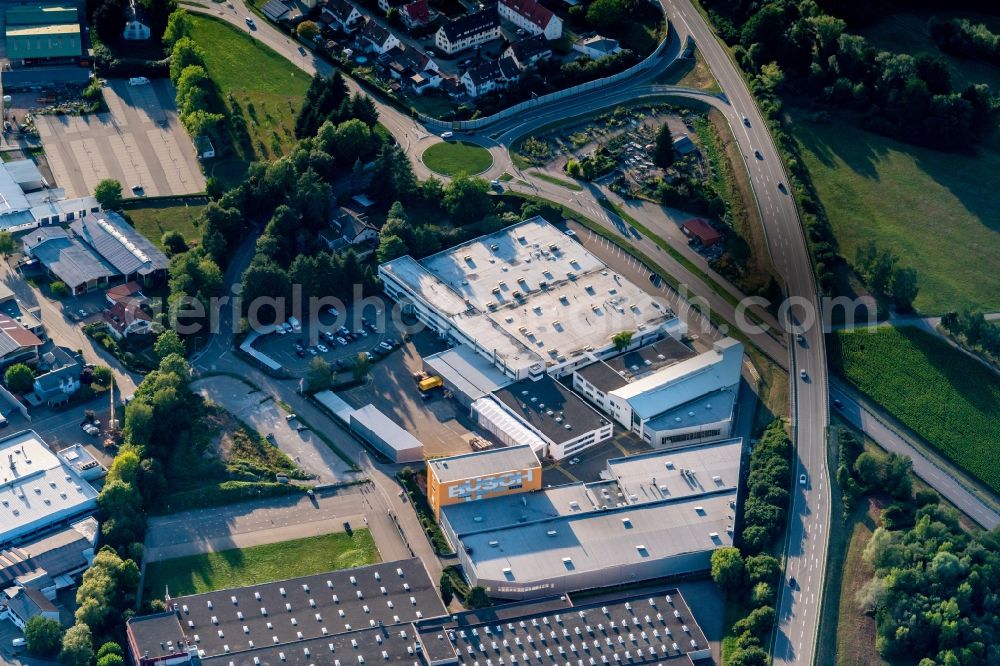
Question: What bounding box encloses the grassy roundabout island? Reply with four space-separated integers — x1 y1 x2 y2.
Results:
421 141 493 176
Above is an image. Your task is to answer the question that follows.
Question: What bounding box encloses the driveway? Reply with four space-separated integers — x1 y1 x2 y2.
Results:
143 485 411 563
190 374 358 484
35 78 205 198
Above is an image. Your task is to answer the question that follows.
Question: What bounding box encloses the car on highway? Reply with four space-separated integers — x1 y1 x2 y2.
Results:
796 333 805 344
298 46 307 56
754 150 763 160
742 116 750 127
789 577 797 588
317 343 329 353
799 473 808 486
245 16 255 28
833 399 844 409
799 369 808 380
778 182 788 194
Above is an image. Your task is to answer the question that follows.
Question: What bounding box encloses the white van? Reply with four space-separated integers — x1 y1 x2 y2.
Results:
288 316 302 332
12 637 26 648
440 131 454 139
128 76 150 86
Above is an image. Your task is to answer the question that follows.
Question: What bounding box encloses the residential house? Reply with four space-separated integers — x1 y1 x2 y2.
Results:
435 10 500 55
1 586 59 631
399 0 431 31
441 76 467 99
504 34 552 69
377 0 407 13
32 349 80 406
122 0 150 40
359 18 400 54
462 56 518 97
379 44 439 80
572 34 621 59
319 208 379 258
409 69 443 93
0 313 41 369
70 212 169 285
20 227 117 295
105 281 145 307
498 0 562 40
0 518 98 600
321 0 362 32
102 301 153 340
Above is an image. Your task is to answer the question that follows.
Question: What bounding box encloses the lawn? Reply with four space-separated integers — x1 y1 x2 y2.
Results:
794 113 1000 314
143 530 380 598
830 326 1000 493
529 170 583 191
125 202 207 250
188 15 310 164
421 141 493 176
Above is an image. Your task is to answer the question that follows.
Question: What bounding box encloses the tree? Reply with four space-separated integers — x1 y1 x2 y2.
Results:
60 623 94 666
94 179 123 209
465 586 492 609
154 330 186 360
710 547 745 595
652 124 675 168
853 451 883 489
586 0 628 29
352 352 371 381
744 553 781 586
889 266 919 311
750 582 773 606
97 654 126 666
612 330 633 352
727 646 769 666
50 281 70 298
377 235 408 263
162 8 191 52
732 605 775 638
444 176 492 225
169 36 207 83
0 231 14 256
5 363 34 394
306 357 332 393
162 230 188 256
439 572 454 605
25 616 62 657
296 20 319 42
92 366 113 388
92 0 127 44
96 642 124 661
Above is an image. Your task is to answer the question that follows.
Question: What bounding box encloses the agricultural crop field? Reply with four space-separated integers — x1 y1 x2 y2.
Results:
830 326 1000 493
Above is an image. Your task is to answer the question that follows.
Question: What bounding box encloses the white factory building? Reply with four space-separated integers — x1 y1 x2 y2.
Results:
0 430 99 546
379 218 686 383
573 337 743 448
439 439 743 600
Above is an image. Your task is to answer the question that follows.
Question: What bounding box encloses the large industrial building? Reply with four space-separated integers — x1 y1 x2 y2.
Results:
379 218 686 383
439 439 743 600
573 337 743 448
426 445 541 518
4 4 81 62
126 555 713 666
0 430 99 546
0 158 97 234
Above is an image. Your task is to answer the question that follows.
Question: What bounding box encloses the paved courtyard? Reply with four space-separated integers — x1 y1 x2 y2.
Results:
35 78 205 198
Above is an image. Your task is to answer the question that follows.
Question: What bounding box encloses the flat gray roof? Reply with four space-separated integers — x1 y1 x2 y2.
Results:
415 588 709 664
492 376 609 445
607 438 743 504
22 227 118 288
577 337 697 393
443 482 599 536
462 492 735 591
350 404 423 454
645 386 738 433
424 345 512 401
428 445 540 483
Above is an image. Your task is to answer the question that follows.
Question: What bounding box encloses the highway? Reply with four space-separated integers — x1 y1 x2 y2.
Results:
185 2 829 662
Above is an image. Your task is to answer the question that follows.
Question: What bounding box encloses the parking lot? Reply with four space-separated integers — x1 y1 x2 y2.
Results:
256 304 401 376
34 78 205 198
339 330 481 458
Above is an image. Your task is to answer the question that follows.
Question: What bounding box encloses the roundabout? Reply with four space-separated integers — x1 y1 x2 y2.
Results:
420 141 494 177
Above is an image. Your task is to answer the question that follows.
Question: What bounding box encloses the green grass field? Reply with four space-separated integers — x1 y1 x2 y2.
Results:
126 203 207 250
529 171 583 191
795 114 1000 314
189 15 309 163
143 530 379 598
830 326 1000 493
421 141 493 176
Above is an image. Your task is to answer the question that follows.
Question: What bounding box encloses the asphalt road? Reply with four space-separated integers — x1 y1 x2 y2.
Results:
830 382 1000 530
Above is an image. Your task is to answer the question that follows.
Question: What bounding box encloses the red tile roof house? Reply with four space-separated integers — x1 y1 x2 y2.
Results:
681 218 723 247
400 0 431 30
102 301 153 340
498 0 562 40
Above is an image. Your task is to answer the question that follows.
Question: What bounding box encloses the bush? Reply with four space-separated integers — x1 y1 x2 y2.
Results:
4 363 34 394
25 616 62 657
50 281 70 298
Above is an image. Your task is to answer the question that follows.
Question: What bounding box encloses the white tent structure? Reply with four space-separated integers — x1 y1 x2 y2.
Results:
471 397 547 455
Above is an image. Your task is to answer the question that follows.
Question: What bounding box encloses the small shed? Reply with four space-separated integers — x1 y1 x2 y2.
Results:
681 218 723 247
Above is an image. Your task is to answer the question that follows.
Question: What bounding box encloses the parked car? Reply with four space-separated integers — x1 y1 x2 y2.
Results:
282 322 293 334
317 343 329 353
285 413 296 421
326 306 339 317
288 316 301 332
82 424 99 436
294 343 304 353
296 349 306 358
308 347 318 356
379 341 392 351
336 336 348 346
799 473 808 486
833 399 844 409
440 131 454 139
128 76 149 86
